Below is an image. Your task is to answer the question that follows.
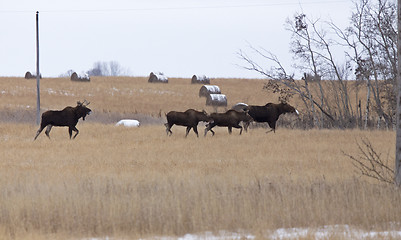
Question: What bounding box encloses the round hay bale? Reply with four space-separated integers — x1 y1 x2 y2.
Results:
71 72 79 81
25 71 41 79
232 103 249 112
206 94 227 107
71 72 90 82
199 85 221 97
25 71 33 79
191 75 210 84
148 72 168 83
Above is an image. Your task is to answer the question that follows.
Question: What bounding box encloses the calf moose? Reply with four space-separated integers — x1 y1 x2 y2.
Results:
204 109 253 136
245 102 299 133
165 109 210 137
34 100 91 140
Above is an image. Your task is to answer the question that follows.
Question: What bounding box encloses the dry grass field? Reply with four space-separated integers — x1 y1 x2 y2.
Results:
0 77 399 239
0 76 270 121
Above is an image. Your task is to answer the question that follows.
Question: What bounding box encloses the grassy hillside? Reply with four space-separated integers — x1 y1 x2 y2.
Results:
0 76 371 122
0 77 271 120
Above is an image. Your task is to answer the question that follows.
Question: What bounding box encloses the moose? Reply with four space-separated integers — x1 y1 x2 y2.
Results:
244 102 299 133
34 100 92 140
165 109 211 137
204 109 253 136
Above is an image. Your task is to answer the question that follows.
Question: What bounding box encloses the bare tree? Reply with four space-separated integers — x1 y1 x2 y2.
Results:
87 61 128 76
395 0 401 185
337 0 397 128
239 12 358 128
87 61 108 76
240 0 397 130
344 138 394 184
238 47 336 128
109 61 124 76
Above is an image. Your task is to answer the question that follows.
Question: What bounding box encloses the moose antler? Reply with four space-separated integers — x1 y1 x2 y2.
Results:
77 100 90 106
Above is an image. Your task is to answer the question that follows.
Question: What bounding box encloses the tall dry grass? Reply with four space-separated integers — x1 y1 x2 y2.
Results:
0 77 398 239
0 122 399 239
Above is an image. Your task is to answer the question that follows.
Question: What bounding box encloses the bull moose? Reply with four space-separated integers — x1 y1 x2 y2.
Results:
165 109 211 137
245 102 299 133
204 109 253 136
34 100 92 140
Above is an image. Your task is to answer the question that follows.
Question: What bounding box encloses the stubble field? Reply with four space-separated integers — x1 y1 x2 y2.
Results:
0 77 399 239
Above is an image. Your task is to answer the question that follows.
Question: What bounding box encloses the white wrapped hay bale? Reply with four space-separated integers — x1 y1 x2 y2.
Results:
199 85 221 97
206 94 227 107
115 119 140 127
191 75 210 84
148 72 168 83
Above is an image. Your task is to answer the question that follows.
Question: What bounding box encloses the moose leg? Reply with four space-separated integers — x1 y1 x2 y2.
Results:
68 126 79 139
204 122 216 136
165 123 173 136
204 125 209 136
265 129 274 134
192 126 199 137
185 127 192 137
68 127 73 139
72 127 79 139
34 125 46 140
228 126 232 134
266 121 276 134
45 125 53 139
243 121 249 132
232 124 243 135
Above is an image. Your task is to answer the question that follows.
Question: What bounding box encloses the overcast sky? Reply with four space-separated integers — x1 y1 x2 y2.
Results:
1 0 353 79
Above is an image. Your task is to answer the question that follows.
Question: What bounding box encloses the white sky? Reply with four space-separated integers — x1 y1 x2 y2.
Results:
0 0 353 79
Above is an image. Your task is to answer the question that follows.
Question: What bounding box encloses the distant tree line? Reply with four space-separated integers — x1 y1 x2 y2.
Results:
59 61 130 78
239 0 396 130
87 61 129 77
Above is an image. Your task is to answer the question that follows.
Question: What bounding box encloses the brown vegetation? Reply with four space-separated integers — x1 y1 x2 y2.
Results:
0 76 377 122
0 124 398 239
0 77 398 239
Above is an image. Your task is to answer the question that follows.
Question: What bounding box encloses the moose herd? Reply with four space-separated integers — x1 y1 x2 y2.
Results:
164 102 299 137
33 100 299 140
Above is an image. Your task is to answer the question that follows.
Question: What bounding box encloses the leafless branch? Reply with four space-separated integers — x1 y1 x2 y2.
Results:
343 138 394 184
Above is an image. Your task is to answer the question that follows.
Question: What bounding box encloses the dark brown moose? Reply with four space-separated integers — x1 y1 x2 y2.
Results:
204 109 253 136
34 100 92 140
165 109 210 137
245 102 299 133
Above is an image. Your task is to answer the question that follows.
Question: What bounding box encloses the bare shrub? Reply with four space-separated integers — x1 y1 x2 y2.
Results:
343 138 394 184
